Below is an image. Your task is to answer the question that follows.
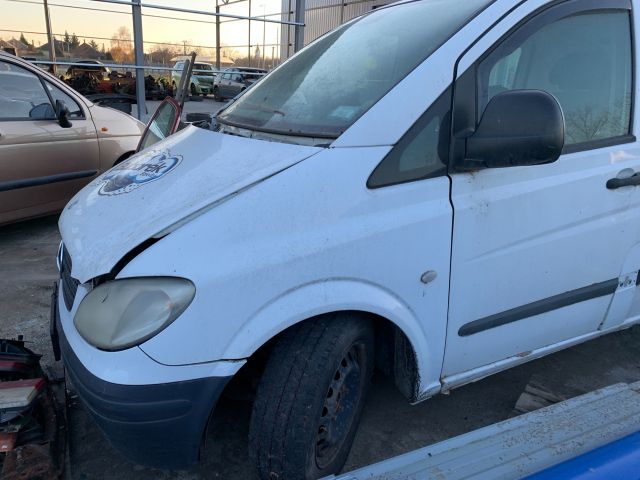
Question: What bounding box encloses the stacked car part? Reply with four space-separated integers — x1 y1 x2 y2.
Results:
0 339 65 480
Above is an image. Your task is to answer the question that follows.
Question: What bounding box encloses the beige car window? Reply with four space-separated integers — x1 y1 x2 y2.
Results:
0 60 55 120
45 81 83 119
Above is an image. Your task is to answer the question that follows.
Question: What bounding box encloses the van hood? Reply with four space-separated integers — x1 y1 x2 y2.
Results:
60 126 321 283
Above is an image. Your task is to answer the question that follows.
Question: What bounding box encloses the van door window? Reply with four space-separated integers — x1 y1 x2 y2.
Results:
368 88 451 188
478 11 632 149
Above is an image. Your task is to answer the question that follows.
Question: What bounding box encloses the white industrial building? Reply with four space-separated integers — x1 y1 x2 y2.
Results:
280 0 394 59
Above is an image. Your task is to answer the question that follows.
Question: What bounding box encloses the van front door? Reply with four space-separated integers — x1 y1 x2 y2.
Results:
443 0 640 385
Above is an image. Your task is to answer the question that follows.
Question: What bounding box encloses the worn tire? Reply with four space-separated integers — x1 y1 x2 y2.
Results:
213 86 222 102
249 314 374 480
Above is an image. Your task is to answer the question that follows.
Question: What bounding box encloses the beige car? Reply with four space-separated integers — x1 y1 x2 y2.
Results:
0 52 145 225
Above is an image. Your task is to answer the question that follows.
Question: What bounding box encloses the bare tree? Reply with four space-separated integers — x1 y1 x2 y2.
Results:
565 104 625 144
110 26 133 64
148 45 178 66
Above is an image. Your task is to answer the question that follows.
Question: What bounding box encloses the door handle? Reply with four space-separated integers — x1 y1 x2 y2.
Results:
607 173 640 190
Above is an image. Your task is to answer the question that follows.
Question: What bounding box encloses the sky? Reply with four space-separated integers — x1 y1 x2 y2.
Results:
0 0 286 58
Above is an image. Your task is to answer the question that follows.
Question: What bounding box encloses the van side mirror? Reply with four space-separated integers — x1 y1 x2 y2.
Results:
55 99 73 128
460 90 564 169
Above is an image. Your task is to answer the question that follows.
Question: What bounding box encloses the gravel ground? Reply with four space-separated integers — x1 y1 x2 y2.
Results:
1 215 639 479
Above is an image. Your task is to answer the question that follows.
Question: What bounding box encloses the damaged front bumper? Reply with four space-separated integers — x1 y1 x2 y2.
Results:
51 283 232 469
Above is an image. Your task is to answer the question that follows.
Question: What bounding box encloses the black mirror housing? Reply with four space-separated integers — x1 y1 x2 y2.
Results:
462 90 564 169
55 99 73 128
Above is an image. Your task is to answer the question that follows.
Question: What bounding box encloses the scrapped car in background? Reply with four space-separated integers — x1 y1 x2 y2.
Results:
0 52 145 225
65 59 111 77
52 0 640 479
171 59 216 97
213 67 267 101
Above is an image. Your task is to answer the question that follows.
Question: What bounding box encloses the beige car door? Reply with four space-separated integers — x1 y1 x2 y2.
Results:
0 59 99 224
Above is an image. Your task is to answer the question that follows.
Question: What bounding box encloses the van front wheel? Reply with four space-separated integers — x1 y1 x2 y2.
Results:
249 314 374 480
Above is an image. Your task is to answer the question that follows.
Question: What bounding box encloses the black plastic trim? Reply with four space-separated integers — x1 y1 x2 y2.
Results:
0 117 58 122
563 134 636 155
49 282 61 361
0 113 86 123
458 278 619 337
54 299 231 469
0 170 97 193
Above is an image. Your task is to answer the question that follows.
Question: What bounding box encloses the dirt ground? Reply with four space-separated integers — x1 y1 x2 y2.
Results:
1 215 640 479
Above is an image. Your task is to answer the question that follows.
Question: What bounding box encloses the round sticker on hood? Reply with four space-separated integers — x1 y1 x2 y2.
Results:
98 150 182 196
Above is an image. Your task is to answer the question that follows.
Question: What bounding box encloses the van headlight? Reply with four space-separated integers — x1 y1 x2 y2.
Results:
74 277 195 351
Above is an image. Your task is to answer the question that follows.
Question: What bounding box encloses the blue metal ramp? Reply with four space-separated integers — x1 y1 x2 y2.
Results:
328 382 640 480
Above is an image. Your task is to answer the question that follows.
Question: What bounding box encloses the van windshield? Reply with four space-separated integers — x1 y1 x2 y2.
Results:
217 0 493 138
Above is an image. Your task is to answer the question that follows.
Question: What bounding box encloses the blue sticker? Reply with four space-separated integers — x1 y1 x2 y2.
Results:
98 150 182 196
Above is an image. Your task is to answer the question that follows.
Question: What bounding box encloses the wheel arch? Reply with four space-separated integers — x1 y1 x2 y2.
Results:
221 279 440 403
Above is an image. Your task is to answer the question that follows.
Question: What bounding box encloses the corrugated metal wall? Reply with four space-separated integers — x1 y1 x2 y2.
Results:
280 0 394 59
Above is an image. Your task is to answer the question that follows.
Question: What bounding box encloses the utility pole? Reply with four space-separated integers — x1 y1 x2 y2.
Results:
248 0 252 67
286 0 292 59
215 0 221 70
43 0 57 74
132 0 146 121
262 4 266 69
294 0 305 53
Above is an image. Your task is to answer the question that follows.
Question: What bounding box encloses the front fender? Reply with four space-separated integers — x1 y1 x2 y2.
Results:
220 278 441 398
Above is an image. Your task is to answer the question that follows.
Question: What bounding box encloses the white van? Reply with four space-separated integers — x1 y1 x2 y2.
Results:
51 0 640 478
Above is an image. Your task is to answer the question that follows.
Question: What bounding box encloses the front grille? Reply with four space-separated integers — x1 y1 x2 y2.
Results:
60 246 79 311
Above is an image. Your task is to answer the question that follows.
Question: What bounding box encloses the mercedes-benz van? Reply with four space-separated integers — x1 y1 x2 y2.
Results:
52 0 640 478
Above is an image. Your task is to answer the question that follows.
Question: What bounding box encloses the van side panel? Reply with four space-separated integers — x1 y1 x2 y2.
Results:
121 147 453 399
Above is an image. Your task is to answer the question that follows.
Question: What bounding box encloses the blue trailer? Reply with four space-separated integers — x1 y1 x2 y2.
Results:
328 382 640 480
